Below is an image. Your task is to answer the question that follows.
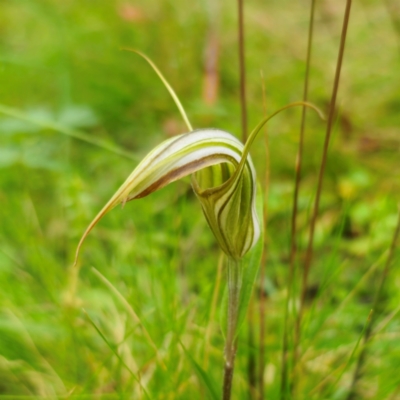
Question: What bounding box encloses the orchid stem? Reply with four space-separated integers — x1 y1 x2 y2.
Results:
223 257 242 400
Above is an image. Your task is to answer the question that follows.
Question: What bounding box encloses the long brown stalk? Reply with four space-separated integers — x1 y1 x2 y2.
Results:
280 1 316 398
237 0 248 142
294 0 353 382
258 70 269 400
237 1 255 396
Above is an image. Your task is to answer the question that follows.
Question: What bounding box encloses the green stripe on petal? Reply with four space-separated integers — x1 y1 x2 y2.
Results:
192 148 259 259
74 129 260 264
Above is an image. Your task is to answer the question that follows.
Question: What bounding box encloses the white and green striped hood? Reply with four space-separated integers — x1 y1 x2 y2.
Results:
75 128 260 262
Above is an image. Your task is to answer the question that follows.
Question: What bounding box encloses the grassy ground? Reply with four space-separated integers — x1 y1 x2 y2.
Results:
1 0 400 398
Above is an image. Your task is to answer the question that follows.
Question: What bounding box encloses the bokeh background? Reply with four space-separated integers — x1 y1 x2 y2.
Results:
1 0 399 398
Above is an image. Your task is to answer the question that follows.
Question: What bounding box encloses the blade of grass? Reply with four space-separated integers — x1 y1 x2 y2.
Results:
180 342 219 400
309 310 373 397
82 309 150 399
331 309 373 393
77 325 143 396
372 302 400 336
346 206 400 400
91 267 167 371
295 251 387 368
203 251 224 369
294 204 350 350
0 104 139 161
6 309 66 393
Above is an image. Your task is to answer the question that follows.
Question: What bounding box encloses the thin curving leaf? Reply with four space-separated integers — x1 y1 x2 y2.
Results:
0 104 139 161
180 342 219 400
121 48 193 132
321 310 373 398
91 267 167 370
82 309 151 399
219 279 228 341
235 182 264 338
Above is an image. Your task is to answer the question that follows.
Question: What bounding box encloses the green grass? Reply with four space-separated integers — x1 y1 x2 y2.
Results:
1 0 400 398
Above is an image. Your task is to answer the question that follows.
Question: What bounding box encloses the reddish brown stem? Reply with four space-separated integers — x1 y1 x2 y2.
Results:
258 70 269 400
294 0 353 380
281 1 316 398
238 0 248 142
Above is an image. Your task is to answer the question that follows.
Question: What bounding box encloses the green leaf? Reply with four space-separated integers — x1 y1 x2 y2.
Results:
180 342 219 400
235 182 264 338
83 309 151 399
0 103 138 161
219 283 228 340
57 104 98 129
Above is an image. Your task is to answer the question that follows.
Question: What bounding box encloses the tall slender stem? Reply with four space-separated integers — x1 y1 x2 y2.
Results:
223 258 242 400
238 0 248 142
258 70 269 400
295 0 353 375
281 1 316 398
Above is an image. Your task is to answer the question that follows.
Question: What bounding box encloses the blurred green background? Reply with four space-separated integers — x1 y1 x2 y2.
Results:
0 0 399 398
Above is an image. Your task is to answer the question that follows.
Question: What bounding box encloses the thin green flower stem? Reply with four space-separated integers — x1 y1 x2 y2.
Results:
282 0 316 397
237 0 248 142
294 0 353 376
234 101 324 182
121 48 193 132
346 206 400 400
223 257 242 400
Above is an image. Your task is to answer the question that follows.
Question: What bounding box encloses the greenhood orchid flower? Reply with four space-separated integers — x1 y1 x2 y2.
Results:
69 50 325 400
74 128 260 264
